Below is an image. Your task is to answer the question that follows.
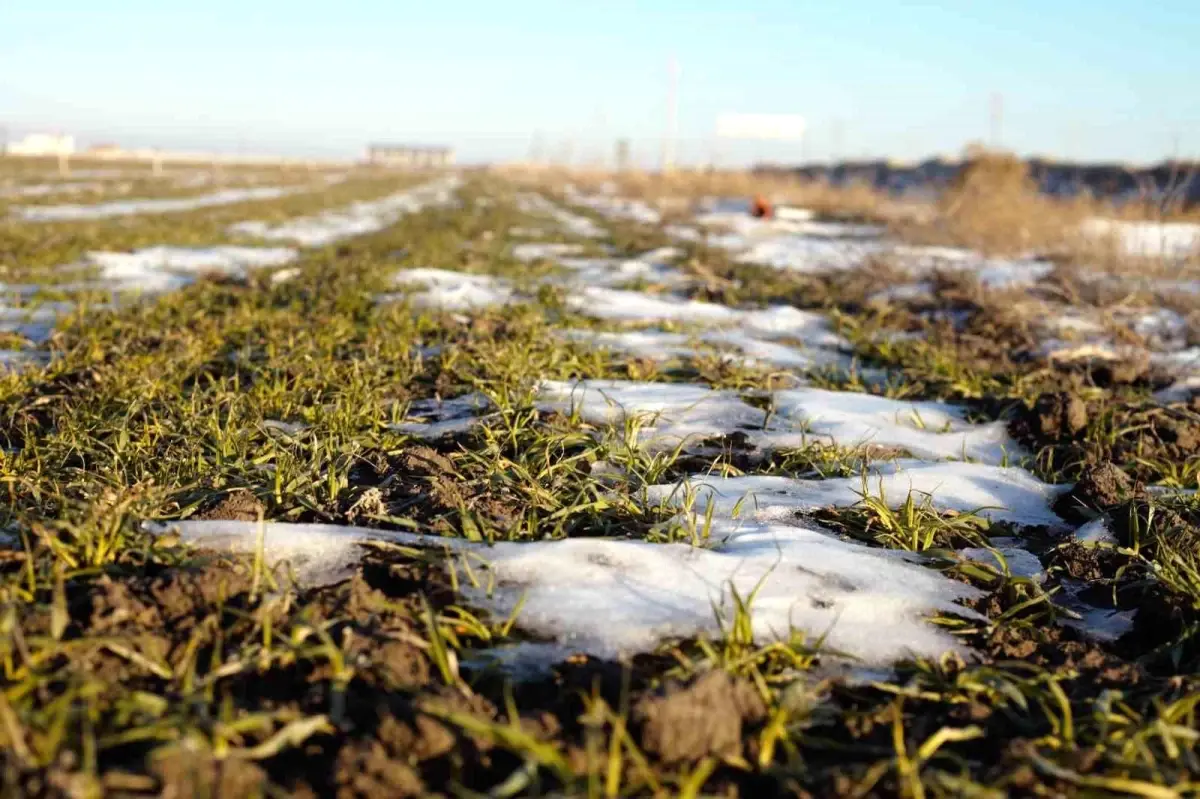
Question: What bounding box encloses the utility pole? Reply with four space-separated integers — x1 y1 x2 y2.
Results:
662 56 680 173
989 92 1004 149
528 130 544 166
615 139 631 172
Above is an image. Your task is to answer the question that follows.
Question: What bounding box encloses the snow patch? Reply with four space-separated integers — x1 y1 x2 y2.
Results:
383 269 515 311
144 517 984 665
232 177 460 247
536 379 1020 464
648 460 1067 530
14 186 295 222
1082 218 1200 261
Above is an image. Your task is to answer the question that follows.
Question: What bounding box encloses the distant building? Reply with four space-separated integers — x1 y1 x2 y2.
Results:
365 144 454 168
87 143 124 158
7 132 76 156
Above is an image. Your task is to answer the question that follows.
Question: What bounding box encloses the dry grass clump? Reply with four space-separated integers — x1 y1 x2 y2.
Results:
918 150 1084 256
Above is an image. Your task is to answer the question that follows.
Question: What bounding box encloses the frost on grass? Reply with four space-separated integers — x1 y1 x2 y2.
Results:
145 518 984 665
231 176 461 247
536 379 1020 464
12 186 296 222
648 460 1068 530
382 269 516 311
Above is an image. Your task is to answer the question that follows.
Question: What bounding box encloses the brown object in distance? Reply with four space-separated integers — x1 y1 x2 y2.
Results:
750 194 773 218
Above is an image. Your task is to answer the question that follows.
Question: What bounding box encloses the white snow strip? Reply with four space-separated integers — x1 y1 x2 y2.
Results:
536 380 1020 464
565 287 849 349
0 182 105 198
563 328 852 372
383 269 515 311
537 379 764 451
512 243 586 262
144 517 984 665
13 186 296 222
514 193 606 239
1081 218 1200 261
767 387 1019 464
555 247 688 288
84 246 299 293
958 546 1046 581
0 304 75 343
232 176 460 247
392 393 491 438
647 460 1068 530
563 189 663 225
891 246 1055 289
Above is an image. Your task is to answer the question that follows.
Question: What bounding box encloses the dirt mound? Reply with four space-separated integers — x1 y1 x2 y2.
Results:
633 671 766 765
1021 392 1090 441
1053 462 1137 522
193 489 265 521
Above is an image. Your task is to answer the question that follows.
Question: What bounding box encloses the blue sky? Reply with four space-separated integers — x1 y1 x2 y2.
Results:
1 1 1195 165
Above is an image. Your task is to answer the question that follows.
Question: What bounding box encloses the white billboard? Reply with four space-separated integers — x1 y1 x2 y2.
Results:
716 113 806 141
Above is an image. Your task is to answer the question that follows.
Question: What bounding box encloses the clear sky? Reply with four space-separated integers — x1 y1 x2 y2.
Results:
1 0 1196 166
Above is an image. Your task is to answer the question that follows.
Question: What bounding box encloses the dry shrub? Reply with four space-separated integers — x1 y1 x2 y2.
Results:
935 149 1082 256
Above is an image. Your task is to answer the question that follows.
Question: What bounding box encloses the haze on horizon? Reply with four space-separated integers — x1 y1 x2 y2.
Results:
1 0 1196 167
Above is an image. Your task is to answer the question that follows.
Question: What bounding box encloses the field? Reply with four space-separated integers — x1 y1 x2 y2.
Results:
1 154 1200 797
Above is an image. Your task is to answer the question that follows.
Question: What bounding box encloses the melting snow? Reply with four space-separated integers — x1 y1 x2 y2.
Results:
0 181 105 198
564 188 663 225
232 177 461 247
565 288 848 346
13 186 295 222
512 242 587 263
891 246 1055 289
84 246 299 293
647 460 1067 530
767 388 1018 463
392 393 491 438
0 304 74 343
514 193 606 238
564 328 851 372
957 546 1046 581
1081 218 1200 261
1074 516 1116 545
384 269 515 311
145 517 984 665
556 247 687 287
536 380 1020 464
